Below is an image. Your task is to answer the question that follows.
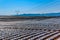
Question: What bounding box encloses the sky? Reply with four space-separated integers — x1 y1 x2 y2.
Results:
0 0 60 15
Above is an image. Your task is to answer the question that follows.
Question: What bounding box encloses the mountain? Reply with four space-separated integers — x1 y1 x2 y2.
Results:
15 12 60 17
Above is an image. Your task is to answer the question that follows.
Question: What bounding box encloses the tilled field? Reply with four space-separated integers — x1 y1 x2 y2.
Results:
0 29 60 40
0 18 60 40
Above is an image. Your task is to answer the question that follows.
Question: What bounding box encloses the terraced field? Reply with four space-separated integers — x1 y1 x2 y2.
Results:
0 18 60 40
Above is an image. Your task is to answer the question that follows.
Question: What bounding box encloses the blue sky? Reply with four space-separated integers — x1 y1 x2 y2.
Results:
0 0 60 15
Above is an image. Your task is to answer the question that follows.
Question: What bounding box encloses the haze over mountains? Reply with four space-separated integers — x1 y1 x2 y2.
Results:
16 12 60 17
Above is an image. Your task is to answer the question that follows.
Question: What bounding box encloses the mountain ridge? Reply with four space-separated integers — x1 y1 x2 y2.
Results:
15 13 60 17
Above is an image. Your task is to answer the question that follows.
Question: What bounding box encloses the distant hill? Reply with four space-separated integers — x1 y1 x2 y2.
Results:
15 13 60 17
0 13 60 21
